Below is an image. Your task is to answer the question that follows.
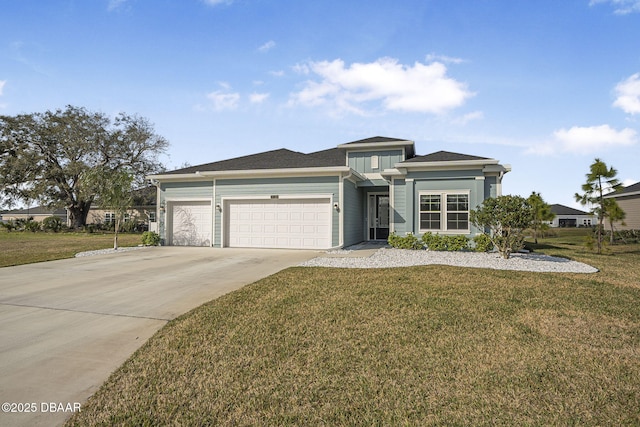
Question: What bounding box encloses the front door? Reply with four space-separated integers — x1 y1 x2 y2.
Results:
368 194 389 240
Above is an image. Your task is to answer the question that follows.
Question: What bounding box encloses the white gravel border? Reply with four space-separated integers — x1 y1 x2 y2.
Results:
75 246 149 257
300 248 599 273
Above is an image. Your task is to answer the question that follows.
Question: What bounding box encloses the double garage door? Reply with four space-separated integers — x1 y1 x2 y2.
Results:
170 198 332 249
225 198 331 249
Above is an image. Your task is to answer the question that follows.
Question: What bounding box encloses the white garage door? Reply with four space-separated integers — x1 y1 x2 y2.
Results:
225 198 331 249
170 201 212 247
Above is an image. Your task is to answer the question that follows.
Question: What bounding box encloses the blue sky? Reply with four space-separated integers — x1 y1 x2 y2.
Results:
1 0 639 209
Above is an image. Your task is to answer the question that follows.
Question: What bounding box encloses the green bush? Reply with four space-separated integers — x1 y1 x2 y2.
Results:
473 234 494 252
422 232 470 251
387 232 423 249
142 231 161 246
42 216 63 232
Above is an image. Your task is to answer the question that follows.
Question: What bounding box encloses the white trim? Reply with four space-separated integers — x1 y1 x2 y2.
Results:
371 155 379 170
339 175 344 247
212 178 217 246
337 140 414 150
417 190 471 234
366 191 390 241
220 194 334 249
390 177 395 233
148 166 353 181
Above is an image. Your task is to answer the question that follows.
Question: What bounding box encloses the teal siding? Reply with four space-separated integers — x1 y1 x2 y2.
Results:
159 181 214 242
484 176 498 198
215 176 340 248
347 150 403 173
343 179 364 246
402 170 489 237
392 179 406 235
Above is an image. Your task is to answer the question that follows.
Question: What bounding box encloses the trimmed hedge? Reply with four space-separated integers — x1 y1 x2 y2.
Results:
388 232 494 252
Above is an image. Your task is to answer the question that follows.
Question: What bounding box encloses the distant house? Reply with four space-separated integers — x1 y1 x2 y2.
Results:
549 204 595 228
1 186 157 229
1 206 67 223
603 181 640 230
87 186 157 230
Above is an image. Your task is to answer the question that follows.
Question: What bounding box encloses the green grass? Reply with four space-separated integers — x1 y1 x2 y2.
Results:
67 231 640 426
0 231 143 267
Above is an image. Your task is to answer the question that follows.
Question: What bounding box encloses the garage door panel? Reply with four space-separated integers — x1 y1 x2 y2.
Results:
226 198 331 249
170 201 212 247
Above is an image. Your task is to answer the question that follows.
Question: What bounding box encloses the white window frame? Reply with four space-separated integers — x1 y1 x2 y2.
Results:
371 155 379 170
419 190 470 234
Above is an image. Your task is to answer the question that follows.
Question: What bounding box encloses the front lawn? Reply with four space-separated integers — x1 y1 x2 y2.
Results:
67 236 640 426
0 231 143 267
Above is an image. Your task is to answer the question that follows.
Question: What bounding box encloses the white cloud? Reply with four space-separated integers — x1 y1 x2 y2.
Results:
622 178 638 187
0 80 5 96
289 57 473 115
258 40 276 53
451 111 484 125
425 53 466 64
249 92 269 104
206 90 240 111
269 70 285 77
613 73 640 114
589 0 640 14
528 124 638 155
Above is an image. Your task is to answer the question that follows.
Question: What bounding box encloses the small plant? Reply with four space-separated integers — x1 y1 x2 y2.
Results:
142 231 161 246
473 234 494 252
42 216 64 232
387 232 423 249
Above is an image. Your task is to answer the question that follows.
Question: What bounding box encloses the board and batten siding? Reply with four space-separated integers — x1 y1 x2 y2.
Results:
159 181 214 242
214 176 341 248
347 150 404 174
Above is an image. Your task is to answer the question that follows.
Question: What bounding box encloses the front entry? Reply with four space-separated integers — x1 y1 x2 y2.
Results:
368 194 389 240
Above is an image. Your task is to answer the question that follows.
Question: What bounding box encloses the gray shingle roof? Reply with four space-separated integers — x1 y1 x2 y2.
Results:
166 148 347 174
550 204 590 216
341 136 410 145
618 181 640 195
400 150 491 163
3 206 67 215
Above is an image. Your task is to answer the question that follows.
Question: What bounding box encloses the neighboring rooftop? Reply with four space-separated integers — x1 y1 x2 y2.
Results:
550 204 591 216
604 181 640 198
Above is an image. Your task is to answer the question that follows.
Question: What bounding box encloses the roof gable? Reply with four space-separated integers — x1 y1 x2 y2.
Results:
550 204 590 216
341 136 410 145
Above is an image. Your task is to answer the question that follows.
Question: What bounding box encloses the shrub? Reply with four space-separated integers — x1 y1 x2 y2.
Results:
142 231 161 246
470 195 533 259
473 234 494 252
422 232 470 251
42 216 63 232
387 232 423 250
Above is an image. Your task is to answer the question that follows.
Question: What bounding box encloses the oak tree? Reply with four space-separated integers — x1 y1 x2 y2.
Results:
0 106 168 228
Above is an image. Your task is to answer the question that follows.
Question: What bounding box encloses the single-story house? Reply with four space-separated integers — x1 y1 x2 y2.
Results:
147 136 511 249
603 181 640 230
1 187 156 230
549 204 595 228
1 206 68 223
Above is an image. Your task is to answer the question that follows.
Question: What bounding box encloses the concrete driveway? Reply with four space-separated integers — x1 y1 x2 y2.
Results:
0 247 317 427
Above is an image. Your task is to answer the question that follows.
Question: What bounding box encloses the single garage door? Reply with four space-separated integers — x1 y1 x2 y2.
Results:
225 198 331 249
169 201 212 246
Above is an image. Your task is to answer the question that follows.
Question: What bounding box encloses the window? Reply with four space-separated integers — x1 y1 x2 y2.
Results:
105 212 115 223
419 192 469 232
371 155 379 170
149 212 156 222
